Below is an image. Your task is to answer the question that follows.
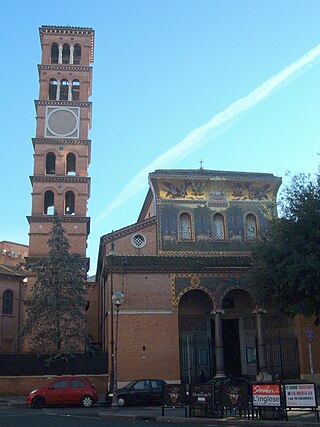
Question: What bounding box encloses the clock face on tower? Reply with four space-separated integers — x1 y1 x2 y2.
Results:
45 107 80 138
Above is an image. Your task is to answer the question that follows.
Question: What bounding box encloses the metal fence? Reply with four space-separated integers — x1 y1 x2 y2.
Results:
179 335 213 384
265 333 300 380
0 352 108 376
180 333 300 383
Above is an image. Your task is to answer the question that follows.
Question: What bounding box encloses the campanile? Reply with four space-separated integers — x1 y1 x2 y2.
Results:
27 26 94 266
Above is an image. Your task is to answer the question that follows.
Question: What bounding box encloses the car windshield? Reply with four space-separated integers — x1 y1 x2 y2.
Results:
123 381 137 389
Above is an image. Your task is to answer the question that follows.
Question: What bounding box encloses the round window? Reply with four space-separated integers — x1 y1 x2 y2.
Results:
131 234 146 248
46 107 79 138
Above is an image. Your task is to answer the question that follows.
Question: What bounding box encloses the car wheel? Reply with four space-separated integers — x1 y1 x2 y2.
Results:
81 395 94 408
117 396 126 407
32 396 45 409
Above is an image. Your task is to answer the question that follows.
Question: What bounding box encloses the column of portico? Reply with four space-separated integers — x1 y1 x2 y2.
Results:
253 307 272 381
212 309 226 378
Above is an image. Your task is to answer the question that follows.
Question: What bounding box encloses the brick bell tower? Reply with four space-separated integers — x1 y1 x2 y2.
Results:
27 26 94 267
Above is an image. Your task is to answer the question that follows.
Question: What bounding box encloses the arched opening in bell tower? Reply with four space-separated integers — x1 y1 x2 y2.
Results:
44 190 55 215
71 80 80 101
66 153 76 175
50 43 59 64
60 79 69 101
49 79 58 100
65 191 75 215
45 152 56 175
73 44 81 64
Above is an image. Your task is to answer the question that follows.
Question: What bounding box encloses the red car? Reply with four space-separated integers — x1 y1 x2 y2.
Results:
26 376 98 408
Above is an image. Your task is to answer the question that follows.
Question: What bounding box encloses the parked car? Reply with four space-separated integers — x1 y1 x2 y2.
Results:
106 379 167 406
26 376 98 409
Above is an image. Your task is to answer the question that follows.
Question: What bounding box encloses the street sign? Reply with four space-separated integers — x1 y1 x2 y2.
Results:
305 325 315 382
306 325 314 344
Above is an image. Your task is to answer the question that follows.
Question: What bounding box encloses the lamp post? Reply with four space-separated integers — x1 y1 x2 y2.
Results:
108 236 116 395
111 291 125 412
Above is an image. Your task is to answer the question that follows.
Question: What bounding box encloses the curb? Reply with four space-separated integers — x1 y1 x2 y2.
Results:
0 402 26 408
97 412 320 426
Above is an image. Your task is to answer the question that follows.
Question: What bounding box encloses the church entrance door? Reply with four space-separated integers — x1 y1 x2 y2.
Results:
222 318 242 376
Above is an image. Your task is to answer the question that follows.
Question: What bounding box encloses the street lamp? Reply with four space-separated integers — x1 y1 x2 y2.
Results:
111 291 125 412
108 235 116 395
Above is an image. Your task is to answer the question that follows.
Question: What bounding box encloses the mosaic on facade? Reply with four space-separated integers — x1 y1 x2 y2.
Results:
152 173 281 253
159 202 268 252
157 177 278 202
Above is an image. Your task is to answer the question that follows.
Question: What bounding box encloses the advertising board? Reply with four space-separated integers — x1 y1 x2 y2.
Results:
191 384 214 406
285 383 317 408
252 383 281 407
163 384 187 407
221 382 250 409
190 385 214 418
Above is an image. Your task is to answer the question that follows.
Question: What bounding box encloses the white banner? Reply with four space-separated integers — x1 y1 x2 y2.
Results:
285 383 316 408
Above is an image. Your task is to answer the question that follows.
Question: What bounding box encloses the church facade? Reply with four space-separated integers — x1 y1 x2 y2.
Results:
97 168 306 384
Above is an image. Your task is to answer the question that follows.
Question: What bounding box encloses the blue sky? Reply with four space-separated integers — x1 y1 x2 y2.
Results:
1 0 320 275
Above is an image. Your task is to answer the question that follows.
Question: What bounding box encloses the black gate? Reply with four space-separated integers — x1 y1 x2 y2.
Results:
179 335 213 384
265 333 300 380
179 314 213 384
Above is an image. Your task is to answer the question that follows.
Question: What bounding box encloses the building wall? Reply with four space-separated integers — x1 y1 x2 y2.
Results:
29 221 88 257
105 269 180 381
104 223 157 257
33 142 90 177
118 313 180 381
296 314 320 382
0 242 28 353
0 242 28 267
0 275 25 352
86 281 100 344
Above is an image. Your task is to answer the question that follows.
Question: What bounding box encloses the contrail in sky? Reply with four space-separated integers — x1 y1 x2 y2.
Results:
94 42 320 225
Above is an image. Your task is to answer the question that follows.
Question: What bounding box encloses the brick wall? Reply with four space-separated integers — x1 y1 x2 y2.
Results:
105 223 157 256
117 313 180 382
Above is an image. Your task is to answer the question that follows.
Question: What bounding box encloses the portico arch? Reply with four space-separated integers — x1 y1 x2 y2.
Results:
177 285 217 310
178 289 214 383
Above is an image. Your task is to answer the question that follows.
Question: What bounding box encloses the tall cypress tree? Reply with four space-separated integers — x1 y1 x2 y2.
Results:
21 215 88 360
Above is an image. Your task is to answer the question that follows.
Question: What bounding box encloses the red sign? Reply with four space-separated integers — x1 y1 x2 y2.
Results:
252 383 281 407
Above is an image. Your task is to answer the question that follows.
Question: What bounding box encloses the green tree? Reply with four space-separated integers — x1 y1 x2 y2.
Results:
21 215 88 360
249 170 320 323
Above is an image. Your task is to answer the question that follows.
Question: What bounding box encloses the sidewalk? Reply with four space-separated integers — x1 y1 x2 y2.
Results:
1 395 320 425
0 395 25 407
